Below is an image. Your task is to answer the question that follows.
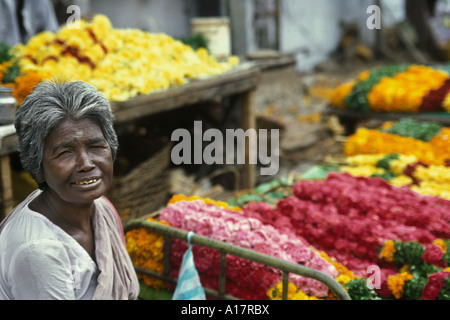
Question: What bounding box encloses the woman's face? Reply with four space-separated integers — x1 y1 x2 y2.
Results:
40 117 114 205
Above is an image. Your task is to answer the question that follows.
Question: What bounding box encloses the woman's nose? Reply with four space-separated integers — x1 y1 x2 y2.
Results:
77 149 95 171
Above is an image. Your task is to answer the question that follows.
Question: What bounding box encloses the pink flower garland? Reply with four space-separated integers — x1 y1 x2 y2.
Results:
160 200 338 299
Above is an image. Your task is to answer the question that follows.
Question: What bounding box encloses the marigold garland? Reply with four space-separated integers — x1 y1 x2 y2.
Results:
344 128 450 166
330 64 450 112
167 194 242 212
340 153 450 200
125 218 170 290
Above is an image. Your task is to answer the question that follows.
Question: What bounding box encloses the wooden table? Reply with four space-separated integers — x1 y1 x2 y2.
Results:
0 125 18 219
110 62 261 189
326 105 450 134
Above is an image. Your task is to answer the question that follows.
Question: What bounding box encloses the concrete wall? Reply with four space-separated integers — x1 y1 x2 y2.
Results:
88 0 197 38
280 0 406 72
78 0 406 71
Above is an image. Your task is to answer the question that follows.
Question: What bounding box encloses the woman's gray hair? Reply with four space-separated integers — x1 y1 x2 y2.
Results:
14 79 118 189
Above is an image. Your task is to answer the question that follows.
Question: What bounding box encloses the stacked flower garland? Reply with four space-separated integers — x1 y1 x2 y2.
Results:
340 153 450 200
125 177 450 300
344 119 450 166
361 239 450 300
159 197 339 299
2 14 239 102
330 64 450 112
243 173 450 299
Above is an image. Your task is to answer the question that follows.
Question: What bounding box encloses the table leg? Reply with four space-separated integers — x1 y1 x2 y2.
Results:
240 90 256 189
0 155 13 220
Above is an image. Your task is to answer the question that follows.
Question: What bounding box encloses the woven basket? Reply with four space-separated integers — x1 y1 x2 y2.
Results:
107 142 172 221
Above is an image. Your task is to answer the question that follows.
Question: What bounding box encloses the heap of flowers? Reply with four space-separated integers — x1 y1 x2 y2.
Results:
330 64 450 112
0 43 48 105
350 239 450 300
8 14 239 102
241 173 450 299
125 218 170 290
159 197 339 299
125 174 450 300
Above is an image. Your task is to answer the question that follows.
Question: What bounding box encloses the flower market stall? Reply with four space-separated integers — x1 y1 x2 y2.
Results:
123 117 450 300
0 14 261 219
327 64 450 134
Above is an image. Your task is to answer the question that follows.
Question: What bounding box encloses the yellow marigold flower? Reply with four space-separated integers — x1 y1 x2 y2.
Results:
340 165 384 177
357 70 371 81
267 282 319 300
380 240 396 263
318 250 359 287
433 239 447 253
329 81 355 109
168 194 242 212
389 175 413 187
443 92 450 112
90 14 113 40
387 272 414 299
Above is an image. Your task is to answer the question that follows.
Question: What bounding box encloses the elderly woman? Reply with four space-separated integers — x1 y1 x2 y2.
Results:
0 80 139 299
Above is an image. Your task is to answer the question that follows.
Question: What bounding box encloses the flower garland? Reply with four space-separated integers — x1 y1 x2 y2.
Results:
340 153 450 200
168 194 242 212
344 127 450 166
242 173 450 299
330 64 450 112
159 199 339 299
125 218 170 290
12 15 239 102
375 239 450 300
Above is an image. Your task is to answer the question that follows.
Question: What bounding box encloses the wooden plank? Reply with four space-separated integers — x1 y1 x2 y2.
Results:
0 134 18 156
111 63 261 122
241 90 256 189
0 155 13 219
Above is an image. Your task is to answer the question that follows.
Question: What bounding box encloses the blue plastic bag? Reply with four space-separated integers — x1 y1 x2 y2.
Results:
172 232 206 300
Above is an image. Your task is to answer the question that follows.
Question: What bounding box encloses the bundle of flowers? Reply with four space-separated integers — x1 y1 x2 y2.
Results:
159 198 339 299
241 173 450 298
330 64 450 112
355 239 450 300
0 43 48 106
344 127 450 166
125 218 170 290
9 14 239 102
340 153 450 200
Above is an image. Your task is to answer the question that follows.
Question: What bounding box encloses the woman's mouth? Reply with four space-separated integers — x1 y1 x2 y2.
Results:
76 178 99 185
73 177 102 189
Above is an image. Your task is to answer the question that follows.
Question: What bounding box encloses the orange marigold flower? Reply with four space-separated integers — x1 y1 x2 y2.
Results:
12 71 46 105
379 240 396 263
387 271 414 299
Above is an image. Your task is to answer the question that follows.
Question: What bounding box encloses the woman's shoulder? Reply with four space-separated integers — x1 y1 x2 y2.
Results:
0 191 65 257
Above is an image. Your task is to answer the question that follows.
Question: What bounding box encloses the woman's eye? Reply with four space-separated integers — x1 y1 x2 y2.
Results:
57 150 71 157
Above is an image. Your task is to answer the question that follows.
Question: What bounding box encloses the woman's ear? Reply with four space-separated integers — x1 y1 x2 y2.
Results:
31 173 46 190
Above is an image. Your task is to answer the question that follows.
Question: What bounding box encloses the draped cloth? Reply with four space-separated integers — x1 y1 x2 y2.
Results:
91 195 140 299
0 190 139 300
